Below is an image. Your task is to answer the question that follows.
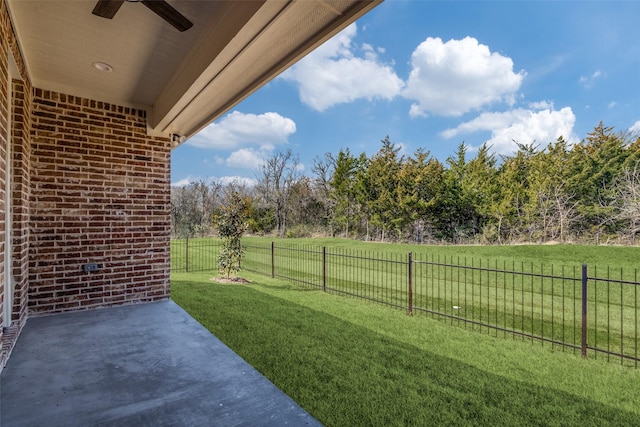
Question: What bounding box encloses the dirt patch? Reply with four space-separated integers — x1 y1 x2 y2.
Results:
210 276 252 285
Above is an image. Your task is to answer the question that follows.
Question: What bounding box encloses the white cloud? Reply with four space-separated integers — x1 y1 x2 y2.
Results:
188 111 296 149
403 37 525 117
226 148 268 170
529 100 554 110
630 120 640 134
170 176 220 187
218 176 258 187
171 177 193 187
171 175 257 188
442 107 577 155
223 147 305 173
281 23 404 111
579 70 604 88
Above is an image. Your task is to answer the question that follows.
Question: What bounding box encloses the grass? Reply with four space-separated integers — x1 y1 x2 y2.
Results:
172 237 640 362
172 270 640 426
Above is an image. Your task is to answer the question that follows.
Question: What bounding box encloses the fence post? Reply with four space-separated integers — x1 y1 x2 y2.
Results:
581 264 588 359
322 246 327 292
185 238 189 273
408 252 413 316
271 241 275 278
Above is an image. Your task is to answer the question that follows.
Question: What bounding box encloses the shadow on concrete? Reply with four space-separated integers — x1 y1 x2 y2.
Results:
0 300 320 426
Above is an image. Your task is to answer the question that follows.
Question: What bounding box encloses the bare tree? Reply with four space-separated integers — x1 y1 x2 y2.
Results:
170 179 221 237
256 149 300 238
535 183 580 242
311 153 335 232
552 185 580 243
613 161 640 243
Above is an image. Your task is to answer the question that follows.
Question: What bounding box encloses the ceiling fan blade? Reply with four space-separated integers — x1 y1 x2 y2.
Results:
141 0 193 32
92 0 125 19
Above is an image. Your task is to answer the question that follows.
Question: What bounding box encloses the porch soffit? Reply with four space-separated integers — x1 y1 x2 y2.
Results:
6 0 381 143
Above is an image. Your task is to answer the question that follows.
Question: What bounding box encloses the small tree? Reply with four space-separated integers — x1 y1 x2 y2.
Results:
214 191 250 279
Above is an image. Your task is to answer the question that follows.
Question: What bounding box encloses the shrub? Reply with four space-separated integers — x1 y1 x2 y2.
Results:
214 192 250 278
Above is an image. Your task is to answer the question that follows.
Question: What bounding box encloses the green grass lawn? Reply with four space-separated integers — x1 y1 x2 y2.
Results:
172 270 640 426
173 237 640 362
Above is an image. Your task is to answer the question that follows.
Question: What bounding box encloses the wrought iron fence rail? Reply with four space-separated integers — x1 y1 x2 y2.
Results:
170 238 640 367
589 276 640 286
415 258 582 283
326 250 408 266
275 246 321 256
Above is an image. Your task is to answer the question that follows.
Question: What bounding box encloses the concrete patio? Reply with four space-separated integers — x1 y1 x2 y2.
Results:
0 300 321 426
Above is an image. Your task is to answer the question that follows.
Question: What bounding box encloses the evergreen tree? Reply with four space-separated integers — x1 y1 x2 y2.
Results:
568 123 629 241
366 136 403 241
396 148 445 242
463 143 498 237
329 148 360 237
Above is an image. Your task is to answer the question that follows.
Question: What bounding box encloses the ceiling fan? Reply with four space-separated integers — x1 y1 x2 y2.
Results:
92 0 193 32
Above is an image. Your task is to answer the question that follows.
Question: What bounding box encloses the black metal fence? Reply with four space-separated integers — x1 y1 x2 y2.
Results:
171 238 640 366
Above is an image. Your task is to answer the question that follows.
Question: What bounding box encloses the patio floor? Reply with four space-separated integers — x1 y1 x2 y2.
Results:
0 300 321 426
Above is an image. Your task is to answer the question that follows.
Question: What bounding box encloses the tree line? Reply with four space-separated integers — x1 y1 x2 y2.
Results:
171 122 640 245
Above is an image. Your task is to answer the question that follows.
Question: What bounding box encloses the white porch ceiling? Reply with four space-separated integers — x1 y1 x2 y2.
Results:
7 0 381 141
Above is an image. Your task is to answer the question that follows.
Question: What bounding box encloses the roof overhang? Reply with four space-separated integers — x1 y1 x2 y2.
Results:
7 0 382 143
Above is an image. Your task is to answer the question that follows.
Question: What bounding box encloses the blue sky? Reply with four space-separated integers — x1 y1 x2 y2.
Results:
171 0 640 186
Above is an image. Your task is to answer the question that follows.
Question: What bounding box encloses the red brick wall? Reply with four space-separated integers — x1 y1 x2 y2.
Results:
0 1 31 369
29 90 172 314
0 76 30 370
0 0 12 367
0 3 8 342
1 0 173 371
11 78 31 326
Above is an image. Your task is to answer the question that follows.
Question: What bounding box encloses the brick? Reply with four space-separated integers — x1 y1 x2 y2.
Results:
27 90 171 315
1 2 174 368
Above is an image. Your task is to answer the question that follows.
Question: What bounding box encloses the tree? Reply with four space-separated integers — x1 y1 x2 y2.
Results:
171 179 221 237
256 149 300 238
462 143 498 238
214 191 250 279
568 123 629 240
396 148 445 242
170 124 640 245
612 161 640 243
287 176 327 235
366 136 403 241
353 152 373 240
440 143 476 242
495 143 538 242
311 153 335 232
329 148 360 237
522 137 581 242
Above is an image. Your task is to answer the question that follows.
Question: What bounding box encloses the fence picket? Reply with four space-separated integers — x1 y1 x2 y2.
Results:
170 238 640 366
582 264 588 359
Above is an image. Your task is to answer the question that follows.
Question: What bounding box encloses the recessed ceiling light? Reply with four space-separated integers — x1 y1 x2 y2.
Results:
92 62 113 72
